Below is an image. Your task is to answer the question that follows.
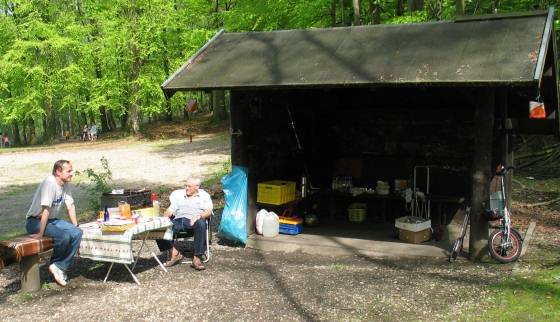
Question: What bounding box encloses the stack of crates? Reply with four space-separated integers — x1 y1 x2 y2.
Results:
279 216 303 235
257 180 296 205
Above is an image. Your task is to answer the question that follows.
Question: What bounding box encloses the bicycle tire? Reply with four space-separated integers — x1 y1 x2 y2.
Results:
489 228 523 263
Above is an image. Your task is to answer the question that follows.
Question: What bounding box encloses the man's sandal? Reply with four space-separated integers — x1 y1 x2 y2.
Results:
163 254 184 267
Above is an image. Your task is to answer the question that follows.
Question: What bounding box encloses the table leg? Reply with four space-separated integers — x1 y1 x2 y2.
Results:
103 262 114 283
124 264 141 285
131 231 150 271
151 251 167 272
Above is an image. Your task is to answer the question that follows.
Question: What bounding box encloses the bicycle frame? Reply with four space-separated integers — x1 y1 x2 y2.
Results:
494 168 514 251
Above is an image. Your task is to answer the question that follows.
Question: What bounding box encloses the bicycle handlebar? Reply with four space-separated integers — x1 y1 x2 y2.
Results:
496 166 515 176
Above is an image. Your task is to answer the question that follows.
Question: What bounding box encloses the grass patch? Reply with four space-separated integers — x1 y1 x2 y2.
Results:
474 266 560 321
329 263 345 272
13 292 34 303
0 229 26 240
0 185 30 198
203 158 231 188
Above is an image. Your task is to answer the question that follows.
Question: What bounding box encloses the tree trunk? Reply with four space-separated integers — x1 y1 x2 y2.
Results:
469 89 495 262
42 99 58 142
396 0 404 16
126 40 143 135
491 0 499 13
408 0 424 11
213 90 227 122
161 27 173 121
339 0 346 25
125 2 144 135
331 0 337 27
352 0 361 25
11 121 21 146
369 0 381 24
455 0 465 15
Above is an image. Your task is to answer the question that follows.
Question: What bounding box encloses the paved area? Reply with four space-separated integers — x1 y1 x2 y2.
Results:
246 221 464 259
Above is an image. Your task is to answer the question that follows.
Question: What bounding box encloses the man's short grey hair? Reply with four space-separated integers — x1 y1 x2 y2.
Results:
187 176 201 186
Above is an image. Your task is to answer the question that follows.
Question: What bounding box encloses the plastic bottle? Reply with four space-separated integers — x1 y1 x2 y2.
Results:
103 206 110 222
152 193 160 217
262 211 279 237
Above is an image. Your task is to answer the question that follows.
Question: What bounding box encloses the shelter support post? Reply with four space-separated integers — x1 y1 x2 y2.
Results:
470 89 495 261
230 91 256 235
495 89 514 210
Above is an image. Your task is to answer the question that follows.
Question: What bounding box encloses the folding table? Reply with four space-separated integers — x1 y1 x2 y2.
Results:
79 217 173 285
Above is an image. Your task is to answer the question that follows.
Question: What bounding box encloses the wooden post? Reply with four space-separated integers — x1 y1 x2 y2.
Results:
230 91 256 236
496 88 513 210
20 255 41 292
469 89 494 261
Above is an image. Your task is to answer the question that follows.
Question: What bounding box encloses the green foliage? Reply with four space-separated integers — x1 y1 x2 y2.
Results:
1 0 559 143
75 156 113 210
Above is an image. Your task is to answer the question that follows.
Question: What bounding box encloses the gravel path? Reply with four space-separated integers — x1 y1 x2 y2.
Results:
0 241 512 322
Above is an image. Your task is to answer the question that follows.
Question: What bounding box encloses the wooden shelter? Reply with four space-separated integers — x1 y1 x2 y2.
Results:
162 9 559 259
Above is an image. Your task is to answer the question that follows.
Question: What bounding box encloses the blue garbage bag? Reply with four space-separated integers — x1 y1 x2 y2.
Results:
218 166 248 244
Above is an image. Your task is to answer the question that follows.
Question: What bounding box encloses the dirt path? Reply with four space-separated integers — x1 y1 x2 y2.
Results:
0 132 230 236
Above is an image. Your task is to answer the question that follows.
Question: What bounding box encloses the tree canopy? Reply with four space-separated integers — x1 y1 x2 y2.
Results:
0 0 557 145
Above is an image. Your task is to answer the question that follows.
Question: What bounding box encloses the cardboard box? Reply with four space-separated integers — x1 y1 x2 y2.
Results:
395 216 431 232
399 228 432 244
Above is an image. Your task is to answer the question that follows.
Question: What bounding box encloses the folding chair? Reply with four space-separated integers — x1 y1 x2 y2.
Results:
176 215 212 264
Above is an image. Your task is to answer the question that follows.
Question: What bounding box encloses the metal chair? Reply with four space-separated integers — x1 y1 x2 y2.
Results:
176 215 211 264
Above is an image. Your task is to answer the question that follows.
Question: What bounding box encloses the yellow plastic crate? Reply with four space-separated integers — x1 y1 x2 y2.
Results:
257 180 296 205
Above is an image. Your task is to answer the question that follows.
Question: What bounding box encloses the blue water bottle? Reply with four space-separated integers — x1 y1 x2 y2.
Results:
103 206 110 222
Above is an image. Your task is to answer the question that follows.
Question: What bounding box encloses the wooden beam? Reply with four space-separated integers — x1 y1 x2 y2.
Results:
520 221 537 258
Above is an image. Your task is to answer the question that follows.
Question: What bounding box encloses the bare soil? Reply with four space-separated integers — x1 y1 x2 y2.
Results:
1 121 559 321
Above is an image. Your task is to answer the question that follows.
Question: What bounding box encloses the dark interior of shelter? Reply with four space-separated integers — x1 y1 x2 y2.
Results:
231 85 548 239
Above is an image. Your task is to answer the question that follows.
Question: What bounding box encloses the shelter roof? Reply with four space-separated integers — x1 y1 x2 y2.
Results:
162 10 555 94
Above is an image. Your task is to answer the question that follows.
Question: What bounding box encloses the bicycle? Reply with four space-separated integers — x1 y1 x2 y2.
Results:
449 166 523 263
487 166 523 263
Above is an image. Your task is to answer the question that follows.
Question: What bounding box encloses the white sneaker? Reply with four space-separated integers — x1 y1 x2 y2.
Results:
48 264 67 287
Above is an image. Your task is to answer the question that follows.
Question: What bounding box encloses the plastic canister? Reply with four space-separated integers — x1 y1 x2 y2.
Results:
256 209 268 235
153 200 160 217
262 211 279 238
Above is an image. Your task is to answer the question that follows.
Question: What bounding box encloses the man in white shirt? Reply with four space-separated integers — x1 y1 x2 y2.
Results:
157 176 212 270
26 160 82 287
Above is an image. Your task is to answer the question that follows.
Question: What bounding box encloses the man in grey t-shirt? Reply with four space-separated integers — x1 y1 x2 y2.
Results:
26 160 83 287
157 176 212 270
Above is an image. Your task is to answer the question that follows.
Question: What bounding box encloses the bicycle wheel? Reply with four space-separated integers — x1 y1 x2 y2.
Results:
489 228 523 263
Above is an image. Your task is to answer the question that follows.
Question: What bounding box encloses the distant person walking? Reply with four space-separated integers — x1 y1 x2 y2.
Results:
2 134 9 148
81 125 89 141
89 124 97 141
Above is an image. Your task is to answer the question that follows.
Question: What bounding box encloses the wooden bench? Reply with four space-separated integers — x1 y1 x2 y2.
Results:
0 235 53 292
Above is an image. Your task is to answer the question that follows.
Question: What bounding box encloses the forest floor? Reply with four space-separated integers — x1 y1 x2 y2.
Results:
1 117 559 321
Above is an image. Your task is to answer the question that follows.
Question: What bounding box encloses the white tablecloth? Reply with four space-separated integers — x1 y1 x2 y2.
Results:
79 217 173 264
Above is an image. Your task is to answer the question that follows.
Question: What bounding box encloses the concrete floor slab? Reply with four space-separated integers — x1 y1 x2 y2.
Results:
246 221 468 259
